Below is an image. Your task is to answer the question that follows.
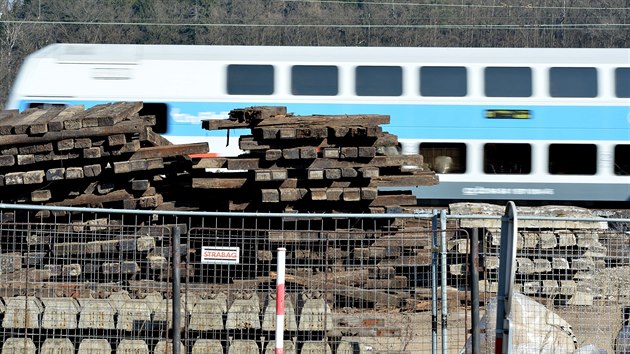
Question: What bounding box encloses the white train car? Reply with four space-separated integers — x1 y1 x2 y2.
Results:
5 44 630 204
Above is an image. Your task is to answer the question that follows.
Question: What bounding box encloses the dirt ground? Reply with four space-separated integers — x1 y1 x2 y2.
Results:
333 307 474 353
334 298 625 353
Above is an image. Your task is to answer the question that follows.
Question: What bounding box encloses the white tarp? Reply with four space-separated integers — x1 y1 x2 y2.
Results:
466 292 577 354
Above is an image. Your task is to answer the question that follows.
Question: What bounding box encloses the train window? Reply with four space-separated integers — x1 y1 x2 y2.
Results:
548 144 597 175
139 103 168 134
227 64 274 95
614 145 630 175
420 66 467 97
291 65 338 96
355 66 402 96
484 67 532 97
419 142 466 174
615 68 630 98
549 67 597 98
484 143 531 174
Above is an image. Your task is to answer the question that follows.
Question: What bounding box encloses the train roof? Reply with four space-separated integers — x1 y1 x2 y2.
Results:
29 43 630 66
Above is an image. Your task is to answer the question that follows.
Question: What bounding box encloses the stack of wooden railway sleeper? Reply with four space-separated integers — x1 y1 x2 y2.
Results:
0 102 207 210
0 103 442 353
195 105 438 213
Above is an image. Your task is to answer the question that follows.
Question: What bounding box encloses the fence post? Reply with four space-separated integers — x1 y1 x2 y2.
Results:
495 202 518 354
470 228 480 354
276 247 286 354
431 209 449 354
432 210 439 354
440 209 448 354
172 226 181 354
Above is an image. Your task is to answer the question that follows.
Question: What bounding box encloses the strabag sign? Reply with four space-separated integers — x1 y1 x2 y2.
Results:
201 246 240 264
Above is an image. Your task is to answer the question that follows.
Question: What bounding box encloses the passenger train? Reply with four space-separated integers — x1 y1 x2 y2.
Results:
5 44 630 205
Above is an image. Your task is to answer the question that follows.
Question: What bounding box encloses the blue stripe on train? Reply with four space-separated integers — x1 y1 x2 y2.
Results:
20 100 630 141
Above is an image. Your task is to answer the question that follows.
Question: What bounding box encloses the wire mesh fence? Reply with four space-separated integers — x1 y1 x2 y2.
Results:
0 203 628 353
479 216 630 353
458 209 630 354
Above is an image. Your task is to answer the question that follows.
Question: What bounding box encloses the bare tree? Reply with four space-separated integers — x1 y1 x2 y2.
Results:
1 0 629 104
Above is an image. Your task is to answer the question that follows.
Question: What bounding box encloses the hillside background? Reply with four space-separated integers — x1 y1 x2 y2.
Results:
1 0 629 104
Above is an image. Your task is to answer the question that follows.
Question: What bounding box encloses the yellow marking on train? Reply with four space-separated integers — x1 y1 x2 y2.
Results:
485 110 531 119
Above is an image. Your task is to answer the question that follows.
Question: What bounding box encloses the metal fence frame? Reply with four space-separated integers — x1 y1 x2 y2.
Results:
0 202 628 354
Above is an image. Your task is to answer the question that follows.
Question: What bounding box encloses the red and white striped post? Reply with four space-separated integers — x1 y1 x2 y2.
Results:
275 247 286 354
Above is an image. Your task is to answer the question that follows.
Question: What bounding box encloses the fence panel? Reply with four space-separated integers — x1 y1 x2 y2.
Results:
0 205 473 353
0 203 628 353
455 211 630 353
